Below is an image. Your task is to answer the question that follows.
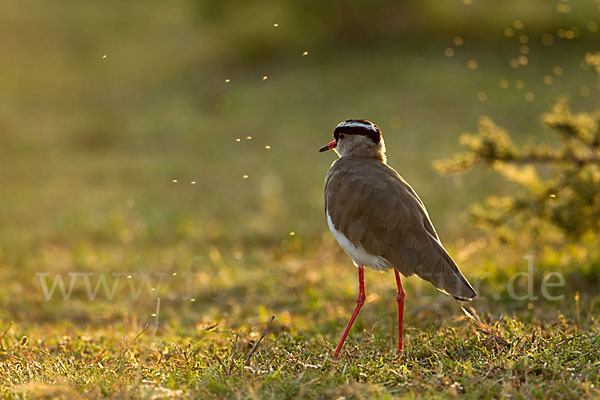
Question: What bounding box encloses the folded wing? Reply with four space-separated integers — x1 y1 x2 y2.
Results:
325 158 476 301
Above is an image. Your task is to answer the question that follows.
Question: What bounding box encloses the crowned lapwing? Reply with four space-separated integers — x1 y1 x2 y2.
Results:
320 119 476 358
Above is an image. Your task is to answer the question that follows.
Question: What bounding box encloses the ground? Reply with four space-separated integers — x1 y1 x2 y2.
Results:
2 252 599 398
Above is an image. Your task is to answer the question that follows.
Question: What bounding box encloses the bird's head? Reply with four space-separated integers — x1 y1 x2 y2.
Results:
319 119 386 162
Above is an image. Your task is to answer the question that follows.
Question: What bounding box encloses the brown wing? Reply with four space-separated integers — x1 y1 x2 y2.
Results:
325 157 476 300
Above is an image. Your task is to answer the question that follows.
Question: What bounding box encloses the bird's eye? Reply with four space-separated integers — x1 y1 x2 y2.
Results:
339 133 346 139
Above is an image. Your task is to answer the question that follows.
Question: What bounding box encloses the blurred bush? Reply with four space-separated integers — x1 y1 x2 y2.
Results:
434 52 600 247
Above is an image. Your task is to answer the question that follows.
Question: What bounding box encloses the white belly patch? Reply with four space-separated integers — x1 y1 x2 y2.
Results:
326 211 393 271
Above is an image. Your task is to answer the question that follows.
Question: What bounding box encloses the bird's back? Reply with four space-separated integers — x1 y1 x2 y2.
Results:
325 157 476 300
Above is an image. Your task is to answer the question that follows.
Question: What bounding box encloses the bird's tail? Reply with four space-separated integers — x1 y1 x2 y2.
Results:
414 239 477 301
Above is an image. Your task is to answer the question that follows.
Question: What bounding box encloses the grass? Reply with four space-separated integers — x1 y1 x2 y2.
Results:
1 278 599 398
1 0 600 398
1 242 599 398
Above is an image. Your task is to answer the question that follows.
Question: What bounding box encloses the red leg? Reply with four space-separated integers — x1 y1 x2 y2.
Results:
394 269 405 353
333 267 365 358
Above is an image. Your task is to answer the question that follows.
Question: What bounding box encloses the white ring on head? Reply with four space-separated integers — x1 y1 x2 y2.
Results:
336 120 377 132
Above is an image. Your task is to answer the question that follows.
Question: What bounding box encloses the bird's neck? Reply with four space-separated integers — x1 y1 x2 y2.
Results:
340 148 387 163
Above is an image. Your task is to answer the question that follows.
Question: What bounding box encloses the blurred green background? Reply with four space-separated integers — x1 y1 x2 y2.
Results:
1 1 600 397
0 0 599 324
